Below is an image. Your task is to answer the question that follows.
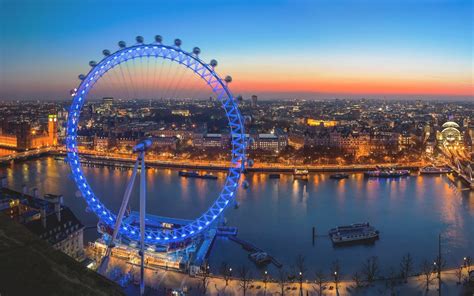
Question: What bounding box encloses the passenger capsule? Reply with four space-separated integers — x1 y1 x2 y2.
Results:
154 35 163 43
225 75 232 83
89 61 97 67
193 47 201 55
210 59 218 68
78 74 85 80
102 49 111 56
136 36 144 43
174 38 182 47
118 41 126 48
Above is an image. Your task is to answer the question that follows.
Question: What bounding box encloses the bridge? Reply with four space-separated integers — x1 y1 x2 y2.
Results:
439 145 473 190
0 147 54 165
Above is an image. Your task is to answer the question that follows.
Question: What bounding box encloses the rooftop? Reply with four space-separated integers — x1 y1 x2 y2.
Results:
0 213 124 296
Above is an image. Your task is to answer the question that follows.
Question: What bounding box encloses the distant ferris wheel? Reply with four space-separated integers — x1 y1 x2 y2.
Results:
67 35 248 244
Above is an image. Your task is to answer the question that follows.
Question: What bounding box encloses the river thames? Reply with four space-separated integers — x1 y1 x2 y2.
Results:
1 157 473 276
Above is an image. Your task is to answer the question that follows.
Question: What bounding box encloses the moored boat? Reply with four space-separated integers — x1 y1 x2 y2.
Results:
293 168 309 180
364 168 410 178
330 173 349 180
420 166 452 174
329 222 379 244
178 171 217 179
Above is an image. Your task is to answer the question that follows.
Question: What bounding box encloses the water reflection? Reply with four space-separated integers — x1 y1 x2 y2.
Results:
1 157 473 274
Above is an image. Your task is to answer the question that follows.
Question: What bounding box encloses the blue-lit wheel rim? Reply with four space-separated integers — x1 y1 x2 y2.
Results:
66 43 246 244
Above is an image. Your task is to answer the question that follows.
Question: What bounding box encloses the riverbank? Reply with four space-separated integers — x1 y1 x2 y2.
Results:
49 150 424 173
102 255 474 295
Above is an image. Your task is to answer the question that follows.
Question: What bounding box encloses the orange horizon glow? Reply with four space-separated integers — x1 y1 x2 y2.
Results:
231 78 473 97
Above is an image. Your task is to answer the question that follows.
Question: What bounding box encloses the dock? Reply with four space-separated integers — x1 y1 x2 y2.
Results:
229 236 283 268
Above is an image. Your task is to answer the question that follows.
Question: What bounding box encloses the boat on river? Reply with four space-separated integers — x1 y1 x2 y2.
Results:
364 168 410 178
329 222 379 244
178 171 217 179
293 169 309 180
330 173 349 180
420 166 452 174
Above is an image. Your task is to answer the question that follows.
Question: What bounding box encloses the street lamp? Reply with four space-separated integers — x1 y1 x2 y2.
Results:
333 271 339 295
298 271 304 295
226 267 232 286
263 270 268 295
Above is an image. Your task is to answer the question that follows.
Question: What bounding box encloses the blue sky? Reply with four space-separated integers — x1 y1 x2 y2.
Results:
0 0 472 100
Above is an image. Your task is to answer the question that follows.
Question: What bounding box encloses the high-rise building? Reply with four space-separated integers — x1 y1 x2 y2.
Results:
251 95 258 108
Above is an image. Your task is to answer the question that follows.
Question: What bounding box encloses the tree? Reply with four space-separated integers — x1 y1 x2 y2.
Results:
313 271 326 296
199 262 211 295
420 259 433 291
219 262 232 286
399 253 413 283
352 271 363 289
362 256 380 284
238 265 252 296
387 266 398 295
278 269 287 296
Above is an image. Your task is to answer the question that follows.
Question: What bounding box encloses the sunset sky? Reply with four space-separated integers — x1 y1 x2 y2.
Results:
0 0 472 100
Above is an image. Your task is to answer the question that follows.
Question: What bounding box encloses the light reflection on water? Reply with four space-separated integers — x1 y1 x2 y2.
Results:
0 157 473 275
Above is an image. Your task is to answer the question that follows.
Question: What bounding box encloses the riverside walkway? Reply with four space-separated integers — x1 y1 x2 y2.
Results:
102 255 474 295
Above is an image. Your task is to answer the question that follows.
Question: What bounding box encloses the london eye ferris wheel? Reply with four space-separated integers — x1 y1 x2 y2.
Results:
66 36 250 274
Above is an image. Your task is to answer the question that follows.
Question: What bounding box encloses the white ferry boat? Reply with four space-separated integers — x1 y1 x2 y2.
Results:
293 168 309 180
329 222 379 244
420 166 452 175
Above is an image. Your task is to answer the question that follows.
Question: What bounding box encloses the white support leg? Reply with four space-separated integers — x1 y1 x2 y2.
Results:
98 155 140 274
139 152 146 296
107 155 140 255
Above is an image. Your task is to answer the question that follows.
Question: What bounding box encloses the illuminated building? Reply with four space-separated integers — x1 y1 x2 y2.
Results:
251 95 258 108
102 97 114 107
436 121 464 149
151 136 178 150
0 114 57 150
307 119 338 127
48 114 58 146
250 132 288 153
171 109 191 117
193 133 229 149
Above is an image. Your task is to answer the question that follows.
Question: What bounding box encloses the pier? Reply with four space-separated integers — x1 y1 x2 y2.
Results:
229 236 283 268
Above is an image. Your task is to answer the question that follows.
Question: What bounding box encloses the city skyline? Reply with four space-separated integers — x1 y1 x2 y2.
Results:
0 0 472 101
